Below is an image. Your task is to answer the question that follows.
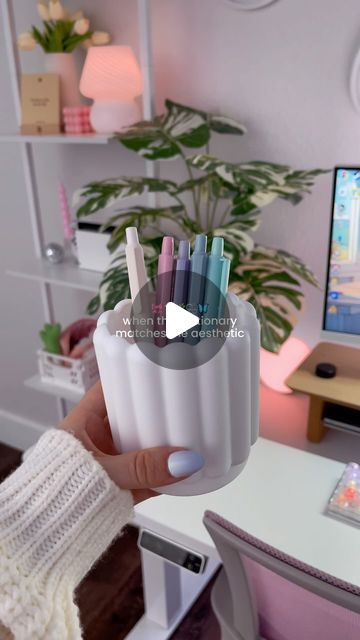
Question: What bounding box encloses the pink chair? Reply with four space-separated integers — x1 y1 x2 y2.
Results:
203 511 360 640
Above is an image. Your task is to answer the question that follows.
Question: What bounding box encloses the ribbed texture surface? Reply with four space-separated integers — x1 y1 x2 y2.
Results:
94 295 260 495
0 429 134 639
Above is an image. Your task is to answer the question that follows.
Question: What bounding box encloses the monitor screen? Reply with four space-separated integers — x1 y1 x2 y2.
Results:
323 168 360 337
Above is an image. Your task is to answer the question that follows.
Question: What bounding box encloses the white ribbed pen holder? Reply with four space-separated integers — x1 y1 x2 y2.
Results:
93 293 260 496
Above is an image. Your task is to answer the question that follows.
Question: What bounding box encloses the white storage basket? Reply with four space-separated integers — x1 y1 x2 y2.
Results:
37 347 99 393
94 293 260 496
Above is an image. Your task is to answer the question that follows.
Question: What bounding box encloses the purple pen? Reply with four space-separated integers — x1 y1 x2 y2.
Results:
154 236 175 346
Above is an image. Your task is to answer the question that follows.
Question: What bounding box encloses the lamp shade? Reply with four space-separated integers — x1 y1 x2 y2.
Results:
80 46 143 101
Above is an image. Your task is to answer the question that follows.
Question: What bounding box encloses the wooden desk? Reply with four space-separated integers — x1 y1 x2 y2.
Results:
286 342 360 442
128 439 360 640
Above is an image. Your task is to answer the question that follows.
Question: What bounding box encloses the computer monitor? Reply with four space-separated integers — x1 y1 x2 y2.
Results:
322 167 360 347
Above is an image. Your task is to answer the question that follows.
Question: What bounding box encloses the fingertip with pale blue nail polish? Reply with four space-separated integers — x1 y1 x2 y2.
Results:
167 451 204 478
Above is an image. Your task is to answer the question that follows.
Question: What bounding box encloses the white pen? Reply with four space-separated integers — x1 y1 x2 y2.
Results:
125 227 149 311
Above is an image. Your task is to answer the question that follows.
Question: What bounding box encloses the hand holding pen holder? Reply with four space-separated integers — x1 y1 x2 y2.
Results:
93 292 260 496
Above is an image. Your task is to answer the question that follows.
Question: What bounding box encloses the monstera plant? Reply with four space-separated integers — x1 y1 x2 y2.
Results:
74 99 326 352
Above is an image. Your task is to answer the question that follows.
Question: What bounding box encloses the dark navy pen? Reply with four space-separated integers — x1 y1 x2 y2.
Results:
170 240 191 342
173 240 191 306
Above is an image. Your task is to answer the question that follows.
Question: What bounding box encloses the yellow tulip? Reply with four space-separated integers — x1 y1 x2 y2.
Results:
91 31 111 46
37 1 50 21
73 18 90 35
17 32 36 51
49 0 66 21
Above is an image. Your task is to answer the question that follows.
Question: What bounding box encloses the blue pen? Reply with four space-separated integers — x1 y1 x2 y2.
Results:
186 235 208 313
169 240 191 343
203 237 230 321
184 234 208 344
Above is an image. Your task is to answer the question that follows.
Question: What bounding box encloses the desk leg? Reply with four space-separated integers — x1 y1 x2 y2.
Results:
125 548 220 640
307 396 327 443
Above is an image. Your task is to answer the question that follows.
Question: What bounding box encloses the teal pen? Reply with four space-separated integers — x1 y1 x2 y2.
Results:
203 237 230 320
219 254 231 317
184 234 208 344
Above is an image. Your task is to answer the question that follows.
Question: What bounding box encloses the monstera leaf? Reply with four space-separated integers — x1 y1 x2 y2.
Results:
230 245 316 352
74 177 179 218
187 155 325 208
116 99 246 160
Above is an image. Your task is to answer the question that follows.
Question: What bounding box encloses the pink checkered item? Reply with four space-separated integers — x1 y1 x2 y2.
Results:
62 106 94 134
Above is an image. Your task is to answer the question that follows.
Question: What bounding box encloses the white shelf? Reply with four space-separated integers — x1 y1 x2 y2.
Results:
25 374 84 403
0 132 113 144
7 257 102 292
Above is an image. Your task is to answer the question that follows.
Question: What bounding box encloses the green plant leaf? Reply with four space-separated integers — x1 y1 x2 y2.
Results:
32 25 47 51
39 322 62 354
103 206 187 253
209 115 246 136
212 220 257 259
165 100 246 136
117 108 209 159
188 155 328 209
100 205 185 232
250 245 320 287
63 31 92 53
75 177 179 218
86 294 101 315
118 119 180 159
117 100 246 161
230 254 308 351
163 100 210 148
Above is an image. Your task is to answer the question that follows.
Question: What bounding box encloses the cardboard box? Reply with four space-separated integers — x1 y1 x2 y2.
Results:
20 73 60 135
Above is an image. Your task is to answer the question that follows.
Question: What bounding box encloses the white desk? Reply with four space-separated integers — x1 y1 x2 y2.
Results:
127 438 360 640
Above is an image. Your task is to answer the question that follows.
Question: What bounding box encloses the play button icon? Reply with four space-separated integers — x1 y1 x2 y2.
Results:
165 302 199 340
129 272 230 370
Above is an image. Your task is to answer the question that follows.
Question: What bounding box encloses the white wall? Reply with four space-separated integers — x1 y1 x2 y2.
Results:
1 0 360 445
152 0 360 348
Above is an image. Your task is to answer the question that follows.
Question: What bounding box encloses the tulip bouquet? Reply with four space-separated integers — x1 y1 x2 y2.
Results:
18 1 111 53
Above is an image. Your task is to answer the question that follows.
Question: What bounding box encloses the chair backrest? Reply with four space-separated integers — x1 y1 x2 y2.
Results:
203 510 360 640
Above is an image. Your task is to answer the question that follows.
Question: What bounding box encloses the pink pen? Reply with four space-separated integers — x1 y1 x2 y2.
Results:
154 236 174 346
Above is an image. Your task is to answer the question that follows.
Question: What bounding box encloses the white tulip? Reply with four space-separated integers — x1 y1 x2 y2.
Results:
73 17 90 35
49 0 66 21
91 31 111 46
37 1 50 21
18 32 37 51
71 10 84 21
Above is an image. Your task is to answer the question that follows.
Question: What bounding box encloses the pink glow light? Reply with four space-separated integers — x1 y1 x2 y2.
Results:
260 336 310 394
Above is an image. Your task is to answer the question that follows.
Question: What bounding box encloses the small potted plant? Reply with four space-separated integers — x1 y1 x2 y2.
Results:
38 318 99 392
18 1 111 110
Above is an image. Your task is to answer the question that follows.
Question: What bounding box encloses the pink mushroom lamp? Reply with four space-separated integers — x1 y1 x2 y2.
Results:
80 45 143 133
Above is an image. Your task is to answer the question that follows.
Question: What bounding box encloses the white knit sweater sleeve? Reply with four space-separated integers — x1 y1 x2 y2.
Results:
0 428 134 640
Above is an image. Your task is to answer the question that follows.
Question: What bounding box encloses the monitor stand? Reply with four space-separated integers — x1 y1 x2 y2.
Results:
286 342 360 442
